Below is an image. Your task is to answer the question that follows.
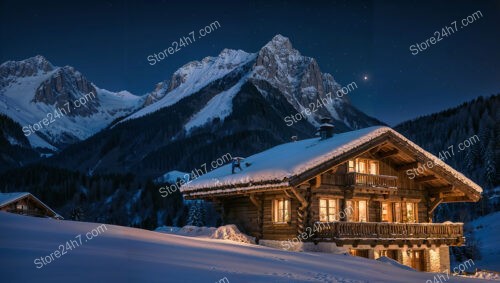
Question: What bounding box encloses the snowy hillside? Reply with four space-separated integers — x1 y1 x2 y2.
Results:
0 212 492 283
467 211 500 271
0 55 144 150
124 49 256 123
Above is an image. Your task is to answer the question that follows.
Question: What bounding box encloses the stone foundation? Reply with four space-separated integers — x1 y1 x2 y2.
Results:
258 241 451 273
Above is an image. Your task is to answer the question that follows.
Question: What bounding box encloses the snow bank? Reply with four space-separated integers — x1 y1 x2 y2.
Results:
376 256 416 272
156 224 255 244
210 225 255 244
463 270 500 281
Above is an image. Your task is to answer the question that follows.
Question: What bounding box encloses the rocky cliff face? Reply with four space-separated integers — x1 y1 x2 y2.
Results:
33 66 99 117
0 55 54 88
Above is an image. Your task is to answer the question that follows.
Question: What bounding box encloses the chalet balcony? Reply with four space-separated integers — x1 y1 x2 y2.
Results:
321 172 398 189
313 221 464 246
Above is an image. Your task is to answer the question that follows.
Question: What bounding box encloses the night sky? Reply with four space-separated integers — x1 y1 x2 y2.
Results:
1 0 499 125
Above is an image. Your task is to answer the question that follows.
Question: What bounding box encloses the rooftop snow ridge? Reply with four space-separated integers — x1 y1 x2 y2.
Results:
181 126 482 195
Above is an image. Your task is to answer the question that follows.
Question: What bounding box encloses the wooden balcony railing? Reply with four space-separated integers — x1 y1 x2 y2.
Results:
321 172 398 188
313 221 464 245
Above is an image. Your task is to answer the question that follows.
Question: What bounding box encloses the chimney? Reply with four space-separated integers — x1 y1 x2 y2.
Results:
317 117 334 140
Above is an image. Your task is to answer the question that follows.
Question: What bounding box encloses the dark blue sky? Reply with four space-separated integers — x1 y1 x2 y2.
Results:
1 0 499 125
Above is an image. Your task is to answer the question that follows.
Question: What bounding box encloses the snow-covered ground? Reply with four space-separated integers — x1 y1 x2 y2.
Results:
468 211 500 272
0 212 494 283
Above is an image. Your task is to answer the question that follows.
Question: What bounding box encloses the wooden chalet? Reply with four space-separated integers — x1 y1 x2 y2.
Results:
0 192 63 219
180 125 482 272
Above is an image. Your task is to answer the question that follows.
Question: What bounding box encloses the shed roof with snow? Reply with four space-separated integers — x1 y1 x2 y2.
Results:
0 192 63 219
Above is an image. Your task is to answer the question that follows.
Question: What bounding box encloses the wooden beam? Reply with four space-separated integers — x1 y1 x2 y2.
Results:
375 149 399 159
429 198 442 214
314 175 321 189
396 162 420 171
430 185 453 193
249 194 261 209
440 192 465 198
283 189 294 199
442 196 474 203
289 187 308 209
414 175 438 183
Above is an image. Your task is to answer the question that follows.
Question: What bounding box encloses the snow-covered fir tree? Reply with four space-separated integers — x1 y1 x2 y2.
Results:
187 200 206 227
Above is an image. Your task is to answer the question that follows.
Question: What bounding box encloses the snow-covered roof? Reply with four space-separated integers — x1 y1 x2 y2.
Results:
0 192 62 219
180 126 482 197
0 192 30 207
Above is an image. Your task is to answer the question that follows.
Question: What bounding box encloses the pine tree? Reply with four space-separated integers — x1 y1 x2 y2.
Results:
70 207 84 221
485 140 496 188
187 201 206 227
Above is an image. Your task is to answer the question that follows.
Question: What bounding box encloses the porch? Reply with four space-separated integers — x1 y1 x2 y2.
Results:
313 221 464 246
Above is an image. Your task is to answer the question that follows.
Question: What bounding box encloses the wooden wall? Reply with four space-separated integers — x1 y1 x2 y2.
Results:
218 156 434 242
221 192 299 240
222 196 259 236
312 157 430 224
262 192 298 240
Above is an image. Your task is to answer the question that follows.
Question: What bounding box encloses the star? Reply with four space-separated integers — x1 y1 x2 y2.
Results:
363 75 368 81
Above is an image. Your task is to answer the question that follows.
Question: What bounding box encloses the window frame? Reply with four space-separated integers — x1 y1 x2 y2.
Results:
405 202 417 223
272 199 291 224
347 158 380 175
319 198 339 222
381 201 419 223
381 202 403 223
346 199 369 222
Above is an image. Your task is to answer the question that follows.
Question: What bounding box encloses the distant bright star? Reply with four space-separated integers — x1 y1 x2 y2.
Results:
363 75 368 81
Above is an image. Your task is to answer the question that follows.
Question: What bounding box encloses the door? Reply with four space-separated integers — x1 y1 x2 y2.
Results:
410 250 426 271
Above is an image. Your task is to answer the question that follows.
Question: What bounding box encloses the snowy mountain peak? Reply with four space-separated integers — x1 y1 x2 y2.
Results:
0 56 144 149
264 34 294 52
0 55 54 82
127 49 256 122
125 34 380 132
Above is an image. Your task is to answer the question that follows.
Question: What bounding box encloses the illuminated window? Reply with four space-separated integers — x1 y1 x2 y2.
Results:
357 160 367 173
348 159 379 174
382 202 402 222
16 204 27 211
406 203 417 223
346 200 368 222
382 203 390 222
348 160 355 172
273 199 290 223
319 198 339 222
369 161 379 175
358 200 367 222
394 202 401 222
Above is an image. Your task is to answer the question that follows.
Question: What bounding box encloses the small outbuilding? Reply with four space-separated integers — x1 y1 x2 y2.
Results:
0 192 63 219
